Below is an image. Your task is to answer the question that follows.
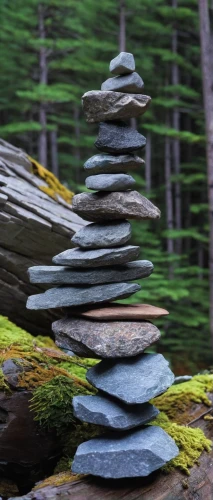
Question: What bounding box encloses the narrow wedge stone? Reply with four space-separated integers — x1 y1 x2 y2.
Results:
76 302 168 321
101 72 144 93
53 245 140 267
82 91 151 122
84 154 144 174
73 394 159 430
26 282 141 310
71 221 132 249
85 173 135 191
95 121 146 154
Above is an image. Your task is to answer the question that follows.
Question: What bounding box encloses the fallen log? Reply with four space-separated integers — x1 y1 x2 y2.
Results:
0 139 86 335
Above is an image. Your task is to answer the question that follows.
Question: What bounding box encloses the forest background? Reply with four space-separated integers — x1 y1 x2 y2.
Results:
0 0 212 374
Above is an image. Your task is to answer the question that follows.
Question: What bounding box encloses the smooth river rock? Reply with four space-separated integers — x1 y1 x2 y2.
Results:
95 121 146 154
53 318 161 358
53 245 140 267
82 91 151 122
72 426 179 478
71 221 132 248
26 282 141 310
84 153 144 174
85 173 135 191
86 353 174 404
73 394 159 430
101 72 144 93
72 191 161 222
75 302 169 321
29 261 153 286
110 52 135 75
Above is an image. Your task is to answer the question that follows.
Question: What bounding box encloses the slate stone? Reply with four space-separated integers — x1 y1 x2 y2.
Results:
71 221 132 249
110 52 135 75
73 394 159 430
72 191 161 222
72 426 179 478
75 302 169 321
95 121 146 154
28 261 153 286
82 91 151 122
53 245 140 267
101 72 144 93
86 353 174 404
84 153 144 174
26 282 141 310
53 317 161 358
85 173 135 191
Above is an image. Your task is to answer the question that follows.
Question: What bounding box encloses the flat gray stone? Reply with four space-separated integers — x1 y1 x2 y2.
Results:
85 173 135 191
53 317 161 358
101 72 144 93
82 91 151 122
28 261 153 286
95 122 146 154
53 245 140 267
72 426 179 478
72 191 161 222
26 282 141 310
71 221 132 248
86 353 174 404
84 154 144 174
110 52 135 75
73 394 159 429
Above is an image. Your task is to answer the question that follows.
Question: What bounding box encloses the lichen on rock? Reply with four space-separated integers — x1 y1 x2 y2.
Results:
29 156 74 203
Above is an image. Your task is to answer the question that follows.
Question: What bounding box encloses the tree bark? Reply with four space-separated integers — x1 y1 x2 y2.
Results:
50 130 59 178
145 132 151 193
198 0 213 349
38 3 48 168
73 105 81 184
165 114 174 278
172 0 181 254
119 0 126 52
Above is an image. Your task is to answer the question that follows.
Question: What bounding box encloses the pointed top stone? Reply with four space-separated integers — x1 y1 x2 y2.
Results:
110 52 135 75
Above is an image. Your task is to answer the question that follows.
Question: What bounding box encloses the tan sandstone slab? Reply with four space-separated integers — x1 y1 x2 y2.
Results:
73 303 169 321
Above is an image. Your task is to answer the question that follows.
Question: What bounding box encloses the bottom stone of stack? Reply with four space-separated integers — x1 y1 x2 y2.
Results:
73 393 159 430
71 426 179 478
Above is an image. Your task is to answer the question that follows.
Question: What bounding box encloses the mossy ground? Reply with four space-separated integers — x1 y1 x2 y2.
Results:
29 156 74 203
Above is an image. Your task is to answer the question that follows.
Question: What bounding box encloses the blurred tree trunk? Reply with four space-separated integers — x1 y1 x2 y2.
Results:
50 130 59 178
172 0 181 254
74 104 81 184
119 0 126 52
38 3 48 168
145 132 151 193
165 114 174 279
198 0 213 348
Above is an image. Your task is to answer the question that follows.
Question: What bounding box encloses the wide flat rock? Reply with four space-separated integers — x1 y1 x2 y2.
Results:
71 221 132 249
72 191 161 222
29 261 153 286
26 282 141 310
73 394 159 429
95 121 146 154
53 245 140 267
84 153 144 174
110 52 135 75
75 302 168 320
86 353 174 404
85 173 135 191
72 426 179 478
53 317 161 358
101 72 144 93
82 91 151 122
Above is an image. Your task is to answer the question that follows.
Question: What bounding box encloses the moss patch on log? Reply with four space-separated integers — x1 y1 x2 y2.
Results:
29 156 74 203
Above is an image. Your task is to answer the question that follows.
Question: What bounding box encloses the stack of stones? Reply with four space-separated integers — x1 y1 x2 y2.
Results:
27 52 179 479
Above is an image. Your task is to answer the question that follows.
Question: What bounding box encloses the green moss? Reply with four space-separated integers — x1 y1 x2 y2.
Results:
33 472 83 491
152 375 213 424
0 368 10 392
0 315 55 351
149 412 212 474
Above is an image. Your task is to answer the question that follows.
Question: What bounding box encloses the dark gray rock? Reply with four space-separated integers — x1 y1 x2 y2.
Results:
71 221 132 248
72 191 161 222
28 261 153 286
72 426 179 478
110 52 135 75
84 154 144 174
86 353 174 404
85 173 135 191
53 317 161 358
95 121 146 154
26 282 141 310
101 72 144 93
53 245 140 267
173 376 192 385
73 394 159 429
82 91 151 122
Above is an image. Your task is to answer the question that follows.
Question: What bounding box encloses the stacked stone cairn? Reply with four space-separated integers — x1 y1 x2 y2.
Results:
27 52 179 479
